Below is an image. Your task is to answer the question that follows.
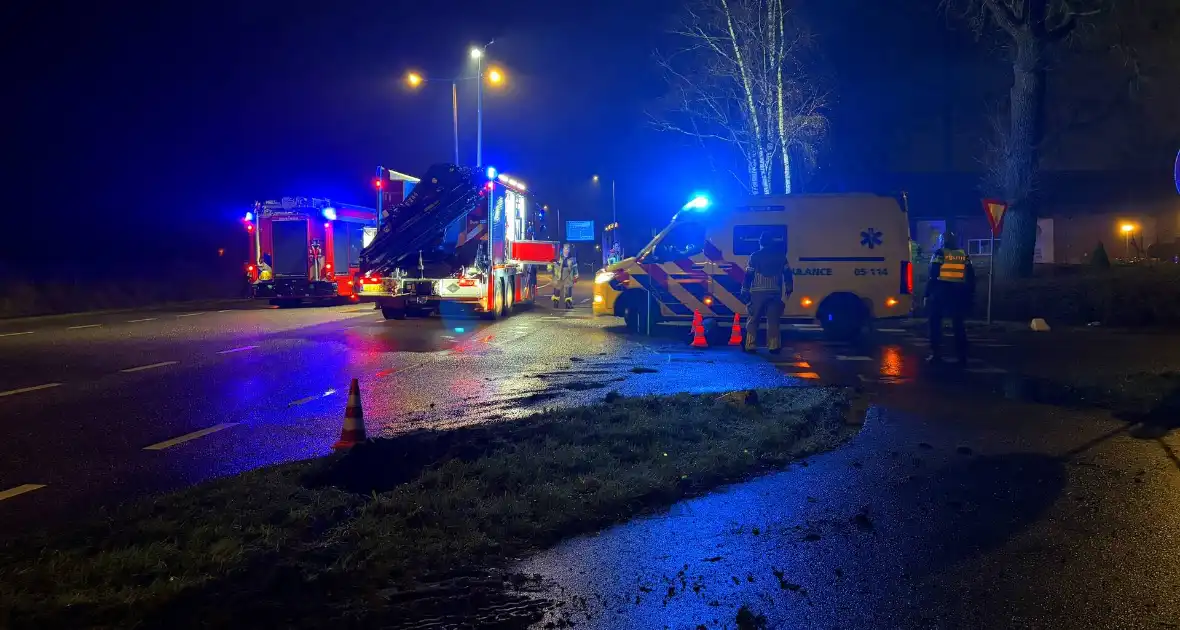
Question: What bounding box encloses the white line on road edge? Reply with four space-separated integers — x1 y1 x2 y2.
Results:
877 328 906 333
143 423 239 451
835 355 873 361
0 331 34 338
217 309 232 313
67 324 102 330
126 318 158 323
177 312 205 318
218 345 259 354
792 324 823 330
0 484 47 502
0 383 62 398
288 388 340 406
120 361 179 373
537 283 551 290
579 298 591 304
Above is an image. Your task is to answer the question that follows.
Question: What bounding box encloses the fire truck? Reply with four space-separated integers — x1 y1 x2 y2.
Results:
358 164 557 319
244 195 389 306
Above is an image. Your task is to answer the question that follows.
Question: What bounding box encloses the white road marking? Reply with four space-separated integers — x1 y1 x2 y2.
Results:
836 355 873 361
877 328 906 333
126 318 157 323
67 324 102 330
537 283 551 290
217 309 232 313
792 324 823 330
579 298 591 304
966 366 1008 374
218 345 258 354
143 423 238 451
0 383 62 397
120 361 178 373
288 389 339 406
0 331 34 338
441 335 455 340
177 312 204 318
0 484 47 502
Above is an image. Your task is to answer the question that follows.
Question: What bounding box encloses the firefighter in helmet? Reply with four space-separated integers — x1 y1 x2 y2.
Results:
925 230 975 364
741 231 794 354
552 243 579 309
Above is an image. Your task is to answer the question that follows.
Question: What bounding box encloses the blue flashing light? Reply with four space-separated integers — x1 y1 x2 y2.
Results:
244 211 254 222
322 207 337 221
486 166 497 180
454 327 465 333
682 194 711 211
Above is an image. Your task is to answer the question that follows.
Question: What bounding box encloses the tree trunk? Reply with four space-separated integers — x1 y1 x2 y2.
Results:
996 34 1047 278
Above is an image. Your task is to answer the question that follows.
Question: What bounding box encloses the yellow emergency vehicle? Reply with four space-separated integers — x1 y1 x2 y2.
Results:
592 194 914 339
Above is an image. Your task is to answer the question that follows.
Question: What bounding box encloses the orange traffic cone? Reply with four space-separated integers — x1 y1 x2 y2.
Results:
727 313 743 346
332 378 367 451
690 311 709 348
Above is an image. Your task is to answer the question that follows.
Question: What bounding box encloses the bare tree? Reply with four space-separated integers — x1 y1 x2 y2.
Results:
945 0 1180 277
652 0 827 195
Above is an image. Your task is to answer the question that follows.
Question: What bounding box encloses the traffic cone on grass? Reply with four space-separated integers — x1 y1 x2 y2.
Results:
727 313 743 346
690 310 709 348
332 378 367 451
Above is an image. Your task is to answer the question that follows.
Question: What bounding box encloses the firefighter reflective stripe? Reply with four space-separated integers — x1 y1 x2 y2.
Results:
939 249 968 282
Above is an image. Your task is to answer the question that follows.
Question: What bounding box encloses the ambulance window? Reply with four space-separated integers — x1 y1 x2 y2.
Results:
653 222 705 261
733 225 787 255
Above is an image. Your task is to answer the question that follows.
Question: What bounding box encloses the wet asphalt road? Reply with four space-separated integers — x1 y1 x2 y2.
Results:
4 290 1179 627
0 283 820 539
521 328 1180 629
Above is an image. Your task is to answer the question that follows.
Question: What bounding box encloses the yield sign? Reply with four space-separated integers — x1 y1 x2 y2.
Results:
982 198 1009 236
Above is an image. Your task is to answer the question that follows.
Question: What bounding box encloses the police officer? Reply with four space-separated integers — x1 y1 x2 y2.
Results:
925 231 975 364
552 243 579 309
741 231 794 354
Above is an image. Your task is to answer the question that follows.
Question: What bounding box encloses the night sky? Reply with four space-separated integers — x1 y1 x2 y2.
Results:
7 0 998 269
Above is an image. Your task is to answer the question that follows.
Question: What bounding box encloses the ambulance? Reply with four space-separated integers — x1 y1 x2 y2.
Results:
592 194 914 339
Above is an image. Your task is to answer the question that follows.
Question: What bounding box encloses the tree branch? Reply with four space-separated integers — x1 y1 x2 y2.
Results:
982 0 1022 36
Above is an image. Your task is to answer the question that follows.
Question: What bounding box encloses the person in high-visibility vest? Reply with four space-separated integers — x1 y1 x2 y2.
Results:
925 231 975 364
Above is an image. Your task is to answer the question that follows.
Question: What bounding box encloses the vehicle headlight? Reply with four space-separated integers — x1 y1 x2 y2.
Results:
594 270 617 285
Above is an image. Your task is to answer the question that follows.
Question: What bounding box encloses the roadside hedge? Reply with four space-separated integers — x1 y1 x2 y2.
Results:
976 265 1180 327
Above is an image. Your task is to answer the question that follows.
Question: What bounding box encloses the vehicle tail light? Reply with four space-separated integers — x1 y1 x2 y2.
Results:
458 278 477 287
363 274 382 284
900 261 914 295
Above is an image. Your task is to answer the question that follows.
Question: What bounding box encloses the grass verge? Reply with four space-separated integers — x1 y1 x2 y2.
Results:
0 387 855 629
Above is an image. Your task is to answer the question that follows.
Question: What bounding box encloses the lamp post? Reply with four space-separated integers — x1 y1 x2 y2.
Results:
405 45 500 167
1121 223 1136 259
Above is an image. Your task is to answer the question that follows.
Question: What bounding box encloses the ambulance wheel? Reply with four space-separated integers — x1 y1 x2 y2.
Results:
818 294 866 341
623 302 650 333
381 307 406 320
481 282 504 320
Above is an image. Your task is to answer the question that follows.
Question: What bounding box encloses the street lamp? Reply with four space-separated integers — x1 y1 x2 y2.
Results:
406 71 460 165
1121 222 1136 259
591 174 616 224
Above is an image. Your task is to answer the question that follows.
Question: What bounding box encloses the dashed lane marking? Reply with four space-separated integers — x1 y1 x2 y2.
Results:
0 331 34 338
67 324 102 330
218 345 259 354
120 361 179 373
836 355 873 361
143 423 239 451
0 383 62 398
177 312 205 318
877 328 907 333
217 309 232 313
287 389 339 407
792 324 823 330
126 318 158 323
0 484 47 502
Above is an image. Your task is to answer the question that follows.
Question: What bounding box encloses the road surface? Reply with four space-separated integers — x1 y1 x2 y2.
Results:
0 283 820 539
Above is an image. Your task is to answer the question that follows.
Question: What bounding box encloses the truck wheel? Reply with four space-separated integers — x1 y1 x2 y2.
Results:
481 284 503 320
381 307 406 320
818 294 866 341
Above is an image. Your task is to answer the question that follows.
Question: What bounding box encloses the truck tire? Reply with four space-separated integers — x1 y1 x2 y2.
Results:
381 307 406 320
480 283 502 320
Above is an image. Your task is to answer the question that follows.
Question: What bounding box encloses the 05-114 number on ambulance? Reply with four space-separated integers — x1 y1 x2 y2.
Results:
853 268 889 276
